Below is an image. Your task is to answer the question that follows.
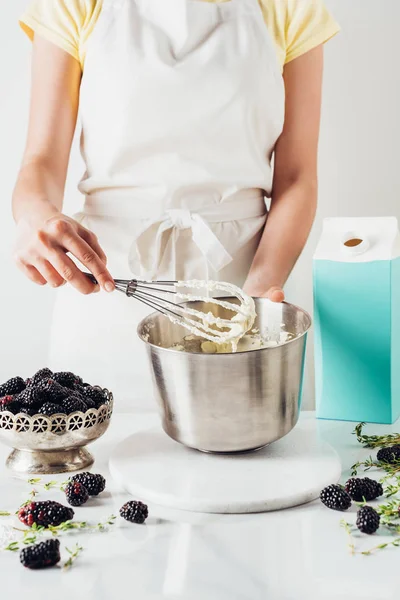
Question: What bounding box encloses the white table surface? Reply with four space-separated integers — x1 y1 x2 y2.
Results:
0 411 399 600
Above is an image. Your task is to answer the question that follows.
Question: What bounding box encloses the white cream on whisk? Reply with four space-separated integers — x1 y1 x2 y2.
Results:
167 279 257 351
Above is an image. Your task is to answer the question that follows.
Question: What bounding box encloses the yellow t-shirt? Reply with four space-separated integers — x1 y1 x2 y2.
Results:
20 0 339 70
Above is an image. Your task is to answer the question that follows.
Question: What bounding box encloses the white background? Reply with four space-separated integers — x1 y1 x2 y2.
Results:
0 0 399 410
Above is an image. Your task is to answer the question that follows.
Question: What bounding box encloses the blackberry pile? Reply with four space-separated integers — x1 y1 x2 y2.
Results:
120 501 149 524
320 485 352 511
345 477 383 502
18 501 74 528
20 539 61 570
0 369 109 416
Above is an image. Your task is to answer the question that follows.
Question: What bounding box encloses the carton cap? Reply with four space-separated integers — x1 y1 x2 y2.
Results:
314 217 400 262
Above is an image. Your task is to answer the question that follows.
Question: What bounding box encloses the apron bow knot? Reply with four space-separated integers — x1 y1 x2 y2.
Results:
130 208 233 280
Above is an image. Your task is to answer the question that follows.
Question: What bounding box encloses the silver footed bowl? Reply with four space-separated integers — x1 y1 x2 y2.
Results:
0 388 113 475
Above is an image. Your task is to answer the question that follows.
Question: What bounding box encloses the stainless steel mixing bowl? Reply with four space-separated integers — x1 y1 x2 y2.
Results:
138 299 311 453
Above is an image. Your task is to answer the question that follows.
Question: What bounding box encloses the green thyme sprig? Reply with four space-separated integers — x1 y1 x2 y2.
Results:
353 423 400 449
340 520 400 555
360 538 400 556
27 478 69 492
3 515 116 552
63 544 83 570
4 542 19 552
351 457 400 478
382 480 400 499
376 499 400 520
340 520 355 555
13 515 116 543
0 511 11 517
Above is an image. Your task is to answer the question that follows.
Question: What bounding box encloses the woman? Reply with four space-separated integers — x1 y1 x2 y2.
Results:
13 0 339 409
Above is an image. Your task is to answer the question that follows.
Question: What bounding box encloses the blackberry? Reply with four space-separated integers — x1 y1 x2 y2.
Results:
18 501 74 528
320 485 351 511
20 539 60 570
65 481 89 506
70 472 106 496
377 446 400 464
82 386 106 408
120 500 148 524
1 400 22 415
20 406 38 417
31 368 53 386
38 402 62 416
53 371 82 389
35 379 69 404
345 477 383 502
62 396 87 414
83 397 96 410
18 385 41 407
0 376 26 397
0 395 15 409
356 506 380 534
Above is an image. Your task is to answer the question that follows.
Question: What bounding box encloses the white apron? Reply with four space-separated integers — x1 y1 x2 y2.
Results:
49 0 285 411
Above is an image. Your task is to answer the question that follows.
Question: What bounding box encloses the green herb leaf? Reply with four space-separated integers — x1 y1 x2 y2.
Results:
4 542 19 552
0 511 11 517
63 544 83 570
353 423 400 449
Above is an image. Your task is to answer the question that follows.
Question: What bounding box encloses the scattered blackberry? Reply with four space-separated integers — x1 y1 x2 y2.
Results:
31 368 53 386
320 485 352 511
345 477 383 502
38 402 62 416
53 371 82 389
81 386 106 408
120 500 148 524
0 376 26 397
65 481 89 506
18 501 74 528
18 385 40 407
70 472 106 496
356 506 380 534
377 446 400 464
20 539 60 570
35 379 69 404
62 396 88 414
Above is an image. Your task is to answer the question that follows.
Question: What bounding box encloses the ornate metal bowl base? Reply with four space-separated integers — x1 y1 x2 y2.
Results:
0 390 113 476
6 447 94 475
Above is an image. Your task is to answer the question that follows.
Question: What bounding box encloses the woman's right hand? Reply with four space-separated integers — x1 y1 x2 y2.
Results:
14 204 115 295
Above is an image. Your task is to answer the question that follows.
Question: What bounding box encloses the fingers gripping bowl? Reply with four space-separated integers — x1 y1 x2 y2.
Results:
138 298 312 453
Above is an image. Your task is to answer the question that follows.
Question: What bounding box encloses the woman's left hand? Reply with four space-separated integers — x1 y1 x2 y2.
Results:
243 283 285 303
263 287 285 303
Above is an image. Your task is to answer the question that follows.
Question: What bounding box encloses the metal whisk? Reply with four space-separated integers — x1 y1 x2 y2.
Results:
86 274 255 344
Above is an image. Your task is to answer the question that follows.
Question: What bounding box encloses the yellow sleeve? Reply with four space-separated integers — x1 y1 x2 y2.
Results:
260 0 340 69
284 0 340 64
19 0 101 67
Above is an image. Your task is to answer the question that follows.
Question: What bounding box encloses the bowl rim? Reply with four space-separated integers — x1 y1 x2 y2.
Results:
137 299 312 357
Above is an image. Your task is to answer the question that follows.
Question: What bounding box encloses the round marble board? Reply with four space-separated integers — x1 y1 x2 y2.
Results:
109 418 341 514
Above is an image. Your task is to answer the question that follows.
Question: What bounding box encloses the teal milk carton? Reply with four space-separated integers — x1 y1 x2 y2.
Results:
314 217 400 424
